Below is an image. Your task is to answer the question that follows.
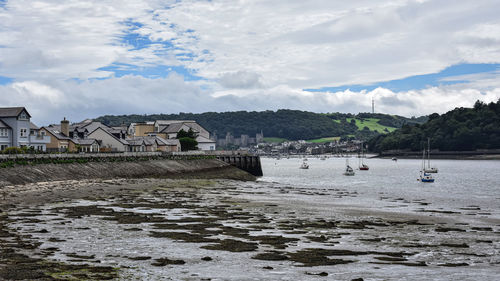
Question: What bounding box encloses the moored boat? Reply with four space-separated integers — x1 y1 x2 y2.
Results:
424 138 438 173
343 159 355 176
419 148 435 182
358 142 369 170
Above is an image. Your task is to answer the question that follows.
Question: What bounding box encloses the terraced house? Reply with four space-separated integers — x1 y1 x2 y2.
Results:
0 107 51 151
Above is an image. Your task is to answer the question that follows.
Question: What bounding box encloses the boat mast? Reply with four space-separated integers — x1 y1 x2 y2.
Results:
427 138 431 169
422 146 425 171
361 142 365 165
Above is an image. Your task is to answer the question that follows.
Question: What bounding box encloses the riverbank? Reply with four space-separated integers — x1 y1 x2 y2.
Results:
0 159 255 187
375 152 500 160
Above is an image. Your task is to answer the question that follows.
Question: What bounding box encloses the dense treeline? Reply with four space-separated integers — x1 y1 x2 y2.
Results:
95 110 424 141
367 100 500 152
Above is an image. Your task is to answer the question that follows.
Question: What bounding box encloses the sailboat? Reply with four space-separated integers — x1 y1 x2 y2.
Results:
358 142 369 170
419 148 434 183
299 160 309 169
424 138 438 173
343 159 355 176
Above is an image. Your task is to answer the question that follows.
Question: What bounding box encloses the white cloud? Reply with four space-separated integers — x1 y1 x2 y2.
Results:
1 75 498 125
1 0 500 123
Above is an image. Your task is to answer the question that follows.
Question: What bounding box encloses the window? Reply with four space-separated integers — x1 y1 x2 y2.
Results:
0 128 8 137
0 145 7 151
20 128 27 138
18 111 29 120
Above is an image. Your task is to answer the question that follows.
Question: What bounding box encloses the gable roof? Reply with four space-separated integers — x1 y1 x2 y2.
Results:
160 122 185 134
41 126 71 140
29 122 39 130
0 120 11 129
0 107 31 118
157 137 180 146
81 121 111 133
88 127 129 146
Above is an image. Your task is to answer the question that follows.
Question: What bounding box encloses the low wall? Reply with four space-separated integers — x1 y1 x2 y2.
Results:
0 159 256 187
216 155 263 177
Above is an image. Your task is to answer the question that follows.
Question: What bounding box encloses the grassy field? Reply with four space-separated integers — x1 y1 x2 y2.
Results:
306 137 341 143
263 137 288 143
346 118 397 133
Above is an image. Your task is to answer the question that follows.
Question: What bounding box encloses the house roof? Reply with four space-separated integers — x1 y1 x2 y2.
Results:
88 127 129 145
160 138 180 146
155 120 195 126
30 122 39 130
126 138 147 146
111 126 127 131
196 135 216 143
0 120 11 128
79 121 111 133
0 107 31 118
160 122 185 133
42 126 71 140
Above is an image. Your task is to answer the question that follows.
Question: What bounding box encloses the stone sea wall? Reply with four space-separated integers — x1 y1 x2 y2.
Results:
0 159 255 187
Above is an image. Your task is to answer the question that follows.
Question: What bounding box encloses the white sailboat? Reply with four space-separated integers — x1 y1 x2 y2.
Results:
358 142 369 170
419 148 434 183
424 138 438 173
343 159 355 176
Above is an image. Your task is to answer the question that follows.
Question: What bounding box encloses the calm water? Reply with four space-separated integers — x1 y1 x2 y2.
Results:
8 157 500 280
260 157 500 217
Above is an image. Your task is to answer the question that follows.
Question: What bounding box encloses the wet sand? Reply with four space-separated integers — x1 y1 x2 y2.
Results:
1 177 499 280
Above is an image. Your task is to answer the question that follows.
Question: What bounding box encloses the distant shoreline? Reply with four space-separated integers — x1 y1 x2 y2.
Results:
374 154 500 160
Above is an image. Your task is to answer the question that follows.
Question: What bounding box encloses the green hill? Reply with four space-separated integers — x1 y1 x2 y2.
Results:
367 100 500 152
94 110 426 142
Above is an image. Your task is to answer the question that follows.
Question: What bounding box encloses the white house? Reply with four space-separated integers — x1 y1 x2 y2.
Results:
88 127 129 152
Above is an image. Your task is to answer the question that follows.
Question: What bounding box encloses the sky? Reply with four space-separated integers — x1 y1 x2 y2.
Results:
1 0 500 125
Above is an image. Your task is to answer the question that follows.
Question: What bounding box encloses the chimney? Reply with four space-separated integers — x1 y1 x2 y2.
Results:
61 117 69 137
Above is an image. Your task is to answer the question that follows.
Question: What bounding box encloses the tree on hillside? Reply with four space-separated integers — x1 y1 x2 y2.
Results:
177 129 198 151
367 99 500 152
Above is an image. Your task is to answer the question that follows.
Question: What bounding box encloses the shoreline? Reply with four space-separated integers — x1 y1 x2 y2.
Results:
373 154 500 160
0 158 255 187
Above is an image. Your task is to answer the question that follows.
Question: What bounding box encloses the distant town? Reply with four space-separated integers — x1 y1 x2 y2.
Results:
0 106 362 156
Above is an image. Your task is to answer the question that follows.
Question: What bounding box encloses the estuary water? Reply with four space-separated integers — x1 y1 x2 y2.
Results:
5 157 500 280
260 157 500 218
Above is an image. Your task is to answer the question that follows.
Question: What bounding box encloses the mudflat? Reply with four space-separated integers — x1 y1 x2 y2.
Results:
1 176 499 280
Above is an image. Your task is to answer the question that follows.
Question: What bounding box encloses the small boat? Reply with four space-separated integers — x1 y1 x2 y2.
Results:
391 157 397 161
320 156 327 160
300 161 309 169
418 148 434 182
343 159 355 176
419 171 435 182
358 142 369 170
424 138 438 173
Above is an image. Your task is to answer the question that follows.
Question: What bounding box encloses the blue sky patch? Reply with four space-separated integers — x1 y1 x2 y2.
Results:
98 63 202 81
0 75 13 85
305 63 500 93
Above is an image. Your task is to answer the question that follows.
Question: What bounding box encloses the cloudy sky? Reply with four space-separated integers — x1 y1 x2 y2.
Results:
1 0 500 124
